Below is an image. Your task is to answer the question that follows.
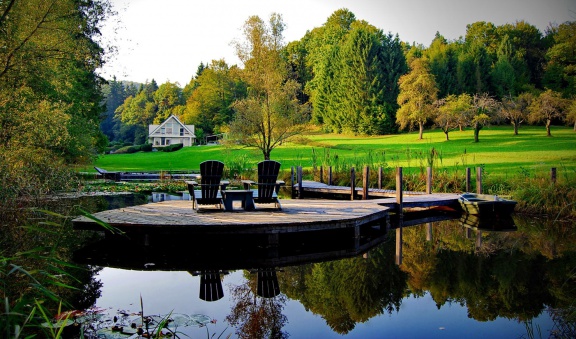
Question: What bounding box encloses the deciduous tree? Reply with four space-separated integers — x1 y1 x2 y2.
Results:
500 93 532 135
469 93 499 142
229 14 309 160
435 94 472 140
528 89 568 136
396 58 438 140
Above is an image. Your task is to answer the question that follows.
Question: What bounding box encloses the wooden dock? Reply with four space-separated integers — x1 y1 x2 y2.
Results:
72 199 390 235
291 180 460 207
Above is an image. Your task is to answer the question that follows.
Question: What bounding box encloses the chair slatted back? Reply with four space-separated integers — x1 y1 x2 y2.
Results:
257 160 281 201
200 160 224 200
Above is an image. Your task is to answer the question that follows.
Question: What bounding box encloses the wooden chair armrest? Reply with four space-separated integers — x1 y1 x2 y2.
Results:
276 180 285 186
241 180 255 190
220 180 230 190
186 180 198 186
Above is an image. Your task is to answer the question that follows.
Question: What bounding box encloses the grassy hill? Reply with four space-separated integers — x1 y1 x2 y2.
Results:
85 126 576 180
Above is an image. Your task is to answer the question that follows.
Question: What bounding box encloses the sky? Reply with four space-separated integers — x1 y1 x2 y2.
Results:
98 0 576 86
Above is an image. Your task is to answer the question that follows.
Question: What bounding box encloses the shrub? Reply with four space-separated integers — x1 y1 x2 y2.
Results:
140 143 153 152
158 143 183 152
114 145 138 154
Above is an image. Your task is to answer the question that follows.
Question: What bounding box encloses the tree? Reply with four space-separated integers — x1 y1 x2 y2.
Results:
469 93 499 142
396 58 438 139
500 92 532 135
435 94 472 140
229 14 309 160
183 60 246 135
0 0 112 198
543 22 576 97
567 99 576 131
528 89 568 136
153 81 184 123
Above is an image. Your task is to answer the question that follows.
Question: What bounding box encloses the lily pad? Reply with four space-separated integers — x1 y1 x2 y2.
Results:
189 314 211 327
95 328 134 339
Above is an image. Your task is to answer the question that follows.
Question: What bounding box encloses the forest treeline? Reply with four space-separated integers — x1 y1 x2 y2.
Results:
104 9 576 145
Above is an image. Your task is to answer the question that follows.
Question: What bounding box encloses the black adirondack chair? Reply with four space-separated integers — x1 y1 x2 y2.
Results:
242 160 285 210
186 160 228 210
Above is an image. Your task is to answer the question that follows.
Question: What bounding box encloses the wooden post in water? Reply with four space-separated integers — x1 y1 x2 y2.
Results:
426 222 433 242
476 167 483 194
466 167 471 192
378 167 383 190
551 167 557 184
395 225 403 266
291 166 295 199
426 167 432 194
297 166 303 199
320 165 324 184
328 166 333 186
350 167 356 200
363 166 370 200
396 167 403 213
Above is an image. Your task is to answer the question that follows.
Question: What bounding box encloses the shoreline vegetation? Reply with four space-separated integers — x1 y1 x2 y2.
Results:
80 126 576 219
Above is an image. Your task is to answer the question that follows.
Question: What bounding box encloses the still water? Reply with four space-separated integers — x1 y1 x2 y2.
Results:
68 193 575 338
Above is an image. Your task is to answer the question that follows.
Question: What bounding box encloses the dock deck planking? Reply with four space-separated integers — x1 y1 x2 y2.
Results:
73 199 391 234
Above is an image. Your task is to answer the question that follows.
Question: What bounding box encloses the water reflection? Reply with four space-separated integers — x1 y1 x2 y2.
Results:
13 193 572 338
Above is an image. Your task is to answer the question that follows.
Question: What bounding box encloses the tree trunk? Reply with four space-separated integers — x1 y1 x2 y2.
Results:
546 119 552 137
474 124 481 143
513 122 518 135
418 122 424 140
444 130 449 141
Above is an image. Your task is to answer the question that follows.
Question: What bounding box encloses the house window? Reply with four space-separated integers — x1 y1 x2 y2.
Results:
166 139 171 145
180 128 184 136
161 128 165 134
166 127 173 134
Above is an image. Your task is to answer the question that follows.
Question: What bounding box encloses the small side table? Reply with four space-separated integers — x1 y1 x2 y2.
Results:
222 190 255 211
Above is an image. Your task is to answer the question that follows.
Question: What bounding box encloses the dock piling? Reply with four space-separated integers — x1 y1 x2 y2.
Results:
426 167 432 194
396 167 403 213
466 168 471 192
297 166 303 199
476 167 483 194
378 167 383 190
363 166 370 200
350 167 356 201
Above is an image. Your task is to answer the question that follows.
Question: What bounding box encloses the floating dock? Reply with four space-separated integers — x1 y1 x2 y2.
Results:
73 199 391 235
73 191 461 236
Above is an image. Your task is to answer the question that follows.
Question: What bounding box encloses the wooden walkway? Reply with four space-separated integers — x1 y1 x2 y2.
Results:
73 199 390 235
293 180 427 198
292 180 460 208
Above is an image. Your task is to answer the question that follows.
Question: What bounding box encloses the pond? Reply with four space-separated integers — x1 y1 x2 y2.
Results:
5 192 576 338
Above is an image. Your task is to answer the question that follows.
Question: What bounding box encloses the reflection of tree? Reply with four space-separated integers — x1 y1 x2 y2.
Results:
280 243 407 334
400 219 576 323
226 273 288 339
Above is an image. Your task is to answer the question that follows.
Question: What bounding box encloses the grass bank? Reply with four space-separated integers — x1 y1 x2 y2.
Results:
87 126 576 179
82 126 576 218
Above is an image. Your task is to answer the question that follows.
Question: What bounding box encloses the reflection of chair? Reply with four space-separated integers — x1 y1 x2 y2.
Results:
199 271 224 302
257 268 280 298
242 160 285 210
186 160 229 210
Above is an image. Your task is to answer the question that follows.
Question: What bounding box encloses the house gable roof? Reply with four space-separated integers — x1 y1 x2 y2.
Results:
149 115 195 137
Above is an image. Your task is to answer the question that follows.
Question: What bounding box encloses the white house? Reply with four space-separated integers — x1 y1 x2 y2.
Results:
148 115 196 147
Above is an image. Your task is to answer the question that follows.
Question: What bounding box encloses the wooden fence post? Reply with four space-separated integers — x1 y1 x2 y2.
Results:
320 165 324 184
328 166 333 186
466 167 471 192
426 222 433 242
396 167 403 213
378 166 383 190
551 167 557 184
297 166 303 199
363 166 370 200
350 167 356 200
476 167 483 194
426 167 432 194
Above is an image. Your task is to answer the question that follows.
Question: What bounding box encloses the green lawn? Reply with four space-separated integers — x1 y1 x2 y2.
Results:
86 126 576 179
